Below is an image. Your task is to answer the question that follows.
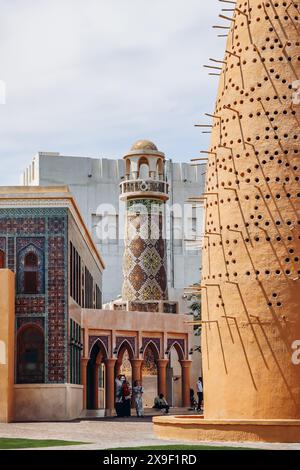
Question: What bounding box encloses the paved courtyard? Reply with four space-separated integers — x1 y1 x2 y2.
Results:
0 418 300 450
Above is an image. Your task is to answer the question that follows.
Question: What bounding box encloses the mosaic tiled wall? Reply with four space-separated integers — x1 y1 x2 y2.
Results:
0 207 68 383
122 199 168 301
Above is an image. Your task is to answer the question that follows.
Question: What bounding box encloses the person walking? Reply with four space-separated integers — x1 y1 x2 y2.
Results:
133 380 144 417
196 377 203 411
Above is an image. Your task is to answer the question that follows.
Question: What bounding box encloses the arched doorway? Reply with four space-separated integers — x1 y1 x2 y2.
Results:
17 324 45 384
115 340 135 377
87 340 107 410
118 348 132 382
142 342 159 408
167 344 184 407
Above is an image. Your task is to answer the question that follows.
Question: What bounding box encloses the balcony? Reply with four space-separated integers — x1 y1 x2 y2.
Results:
107 300 179 314
120 179 169 201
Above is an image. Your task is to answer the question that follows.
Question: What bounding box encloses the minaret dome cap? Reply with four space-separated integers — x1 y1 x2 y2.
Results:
124 140 165 160
130 140 158 151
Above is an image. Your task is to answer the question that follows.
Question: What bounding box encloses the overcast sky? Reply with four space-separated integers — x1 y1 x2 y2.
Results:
0 0 226 185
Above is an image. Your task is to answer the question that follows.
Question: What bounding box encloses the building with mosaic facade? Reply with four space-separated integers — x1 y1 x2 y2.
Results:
0 186 104 421
0 152 193 421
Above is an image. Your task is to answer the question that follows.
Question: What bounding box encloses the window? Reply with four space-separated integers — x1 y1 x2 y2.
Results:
24 252 38 294
70 319 82 384
70 242 82 305
17 325 44 383
0 250 5 269
69 241 101 309
85 267 93 308
17 242 44 295
95 285 102 309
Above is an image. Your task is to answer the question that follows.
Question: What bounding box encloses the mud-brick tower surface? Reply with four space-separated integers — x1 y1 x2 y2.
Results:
120 140 169 302
153 0 300 442
201 0 300 422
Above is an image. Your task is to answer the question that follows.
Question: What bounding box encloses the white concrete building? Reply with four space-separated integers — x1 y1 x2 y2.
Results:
21 151 206 306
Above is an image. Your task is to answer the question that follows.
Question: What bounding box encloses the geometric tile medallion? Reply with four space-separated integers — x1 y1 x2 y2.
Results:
122 199 168 301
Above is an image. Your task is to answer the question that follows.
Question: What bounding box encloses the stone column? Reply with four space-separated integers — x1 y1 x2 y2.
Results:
131 359 143 384
81 358 89 410
131 359 144 408
104 358 117 416
115 360 122 377
157 359 169 398
180 360 192 408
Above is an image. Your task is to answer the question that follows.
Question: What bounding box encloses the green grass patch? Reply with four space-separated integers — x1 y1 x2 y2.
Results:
110 445 255 450
0 438 86 449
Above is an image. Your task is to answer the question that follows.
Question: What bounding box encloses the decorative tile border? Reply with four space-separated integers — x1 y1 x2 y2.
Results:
89 335 109 357
142 337 161 356
167 338 185 360
0 207 68 384
116 336 136 356
15 297 46 315
17 316 45 331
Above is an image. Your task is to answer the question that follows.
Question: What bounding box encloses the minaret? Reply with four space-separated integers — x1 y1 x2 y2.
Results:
202 1 300 420
120 140 169 304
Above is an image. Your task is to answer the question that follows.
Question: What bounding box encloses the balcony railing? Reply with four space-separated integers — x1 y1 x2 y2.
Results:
110 300 178 314
120 179 169 199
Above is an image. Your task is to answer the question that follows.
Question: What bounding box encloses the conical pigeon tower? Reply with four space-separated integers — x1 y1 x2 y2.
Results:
201 0 300 422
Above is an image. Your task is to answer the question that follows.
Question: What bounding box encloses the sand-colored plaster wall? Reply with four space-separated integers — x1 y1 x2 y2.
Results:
0 270 15 423
14 384 83 421
201 1 300 420
153 417 300 443
83 309 191 337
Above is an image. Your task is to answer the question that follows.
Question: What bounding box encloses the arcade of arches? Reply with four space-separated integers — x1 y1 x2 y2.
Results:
81 325 192 415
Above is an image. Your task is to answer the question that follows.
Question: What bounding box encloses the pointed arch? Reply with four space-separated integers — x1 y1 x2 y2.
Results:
117 339 135 361
168 340 185 361
142 340 160 361
89 338 108 359
142 341 158 406
17 242 45 295
87 339 108 410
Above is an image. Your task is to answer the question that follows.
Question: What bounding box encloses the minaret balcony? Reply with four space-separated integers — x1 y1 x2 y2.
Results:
120 179 169 201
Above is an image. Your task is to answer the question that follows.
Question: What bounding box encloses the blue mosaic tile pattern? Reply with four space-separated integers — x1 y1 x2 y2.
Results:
0 207 68 384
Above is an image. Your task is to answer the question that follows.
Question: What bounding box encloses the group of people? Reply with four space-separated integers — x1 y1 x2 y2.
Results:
115 375 144 417
115 374 171 417
190 377 204 412
115 374 204 418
